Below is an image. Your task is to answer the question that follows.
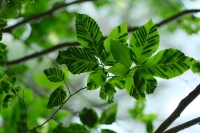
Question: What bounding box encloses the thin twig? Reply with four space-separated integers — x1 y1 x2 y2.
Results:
16 90 28 132
164 116 200 133
155 84 200 133
64 81 72 96
6 9 200 66
3 0 99 33
22 87 86 133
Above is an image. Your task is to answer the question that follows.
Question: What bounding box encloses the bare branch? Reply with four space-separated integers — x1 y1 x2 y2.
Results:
155 84 200 133
164 117 200 133
6 9 200 66
3 0 99 33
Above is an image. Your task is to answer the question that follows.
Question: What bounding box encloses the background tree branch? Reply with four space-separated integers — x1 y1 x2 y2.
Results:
6 9 200 66
2 0 99 33
164 116 200 133
155 84 200 133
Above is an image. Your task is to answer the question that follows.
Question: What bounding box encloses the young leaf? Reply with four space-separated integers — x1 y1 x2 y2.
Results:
129 101 145 119
44 68 65 82
47 86 66 109
56 47 99 74
191 61 200 73
100 82 116 104
2 94 16 110
99 103 118 124
106 63 129 76
79 108 98 128
87 67 107 90
110 40 132 68
143 48 196 79
130 19 159 65
101 20 128 65
102 129 116 133
75 13 104 57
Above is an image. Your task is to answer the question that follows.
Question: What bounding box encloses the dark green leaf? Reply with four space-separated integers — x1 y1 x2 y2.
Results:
56 47 99 74
0 75 16 94
65 123 89 133
110 40 132 68
75 13 104 58
191 61 200 73
47 86 66 109
102 129 116 133
2 94 16 110
143 48 196 79
99 103 118 124
102 20 128 65
6 65 28 76
44 68 65 82
106 64 129 76
87 67 107 90
130 19 159 65
107 76 125 90
79 108 98 128
100 82 116 104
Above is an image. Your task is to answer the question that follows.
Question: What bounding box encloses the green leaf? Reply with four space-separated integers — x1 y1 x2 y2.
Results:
100 82 116 104
0 43 7 67
143 48 196 79
107 76 125 90
101 129 116 133
65 123 89 133
99 103 118 124
101 20 128 65
56 47 99 74
133 69 157 94
75 13 104 58
79 108 98 128
87 67 107 90
2 94 16 110
0 19 7 29
53 123 89 133
130 19 159 65
44 68 65 83
106 64 129 76
191 61 200 73
110 40 132 68
47 86 66 109
0 75 16 94
129 101 145 119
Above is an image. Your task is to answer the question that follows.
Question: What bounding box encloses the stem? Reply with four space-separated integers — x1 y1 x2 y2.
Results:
155 84 200 133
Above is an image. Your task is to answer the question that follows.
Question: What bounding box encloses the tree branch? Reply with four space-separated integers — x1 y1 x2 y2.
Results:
164 117 200 133
154 84 200 133
6 9 200 66
2 0 99 33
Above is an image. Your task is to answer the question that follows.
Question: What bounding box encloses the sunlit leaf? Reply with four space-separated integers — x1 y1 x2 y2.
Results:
110 40 132 68
107 76 125 90
44 68 65 82
87 67 107 90
129 101 145 119
143 48 196 79
47 86 66 109
65 123 89 133
100 82 116 104
106 63 129 76
79 108 98 128
101 20 128 65
56 47 99 74
130 19 159 65
75 13 104 58
99 103 118 124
